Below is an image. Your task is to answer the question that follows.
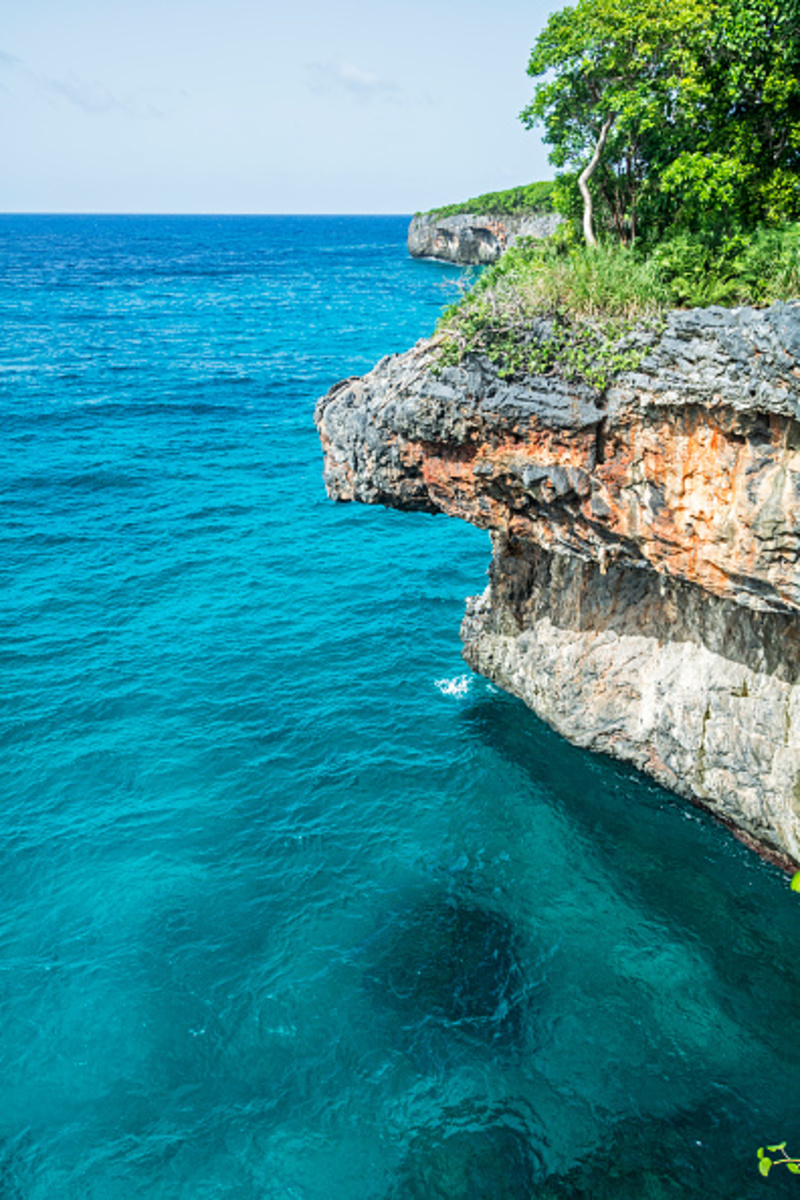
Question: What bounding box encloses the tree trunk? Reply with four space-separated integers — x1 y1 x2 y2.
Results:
578 113 616 247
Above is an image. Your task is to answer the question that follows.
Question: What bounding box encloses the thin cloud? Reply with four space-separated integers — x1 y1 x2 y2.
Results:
0 49 164 118
39 74 126 115
307 58 400 101
40 72 166 118
0 48 21 91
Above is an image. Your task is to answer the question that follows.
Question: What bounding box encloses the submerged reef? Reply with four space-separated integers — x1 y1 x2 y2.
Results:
316 302 800 866
388 1112 541 1200
364 894 528 1050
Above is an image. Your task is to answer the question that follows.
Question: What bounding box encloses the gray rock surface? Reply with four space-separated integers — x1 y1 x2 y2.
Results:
463 540 800 866
408 212 562 264
315 303 800 866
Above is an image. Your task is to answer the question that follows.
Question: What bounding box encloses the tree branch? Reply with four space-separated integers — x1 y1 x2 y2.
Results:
578 113 616 247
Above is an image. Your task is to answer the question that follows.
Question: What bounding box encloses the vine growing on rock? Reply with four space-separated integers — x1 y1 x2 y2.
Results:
436 304 653 392
433 236 667 391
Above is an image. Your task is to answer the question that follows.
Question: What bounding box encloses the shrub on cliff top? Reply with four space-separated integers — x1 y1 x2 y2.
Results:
434 225 800 386
653 224 800 307
420 182 555 220
435 237 667 388
472 234 669 318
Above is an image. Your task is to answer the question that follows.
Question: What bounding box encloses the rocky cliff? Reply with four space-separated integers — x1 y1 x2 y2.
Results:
408 211 561 264
315 303 800 867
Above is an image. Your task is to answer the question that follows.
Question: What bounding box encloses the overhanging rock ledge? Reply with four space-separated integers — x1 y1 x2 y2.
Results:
315 303 800 867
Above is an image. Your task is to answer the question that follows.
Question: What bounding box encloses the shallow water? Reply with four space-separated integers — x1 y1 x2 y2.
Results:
1 214 799 1198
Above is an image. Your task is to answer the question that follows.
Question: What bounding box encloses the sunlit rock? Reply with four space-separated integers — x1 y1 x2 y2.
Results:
316 304 800 866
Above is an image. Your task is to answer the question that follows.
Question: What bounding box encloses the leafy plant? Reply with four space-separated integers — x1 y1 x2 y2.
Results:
520 0 800 244
758 1144 800 1177
434 238 667 390
652 224 800 307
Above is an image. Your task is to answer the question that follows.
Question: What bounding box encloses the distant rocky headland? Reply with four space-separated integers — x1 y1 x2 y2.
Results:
316 302 800 869
408 182 560 265
408 211 562 265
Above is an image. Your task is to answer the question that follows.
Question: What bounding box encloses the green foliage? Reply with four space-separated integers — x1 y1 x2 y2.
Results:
758 1144 800 1177
434 238 668 390
663 0 800 230
520 0 713 244
790 871 800 894
521 0 800 242
652 225 800 307
459 234 670 319
421 182 555 220
432 225 800 389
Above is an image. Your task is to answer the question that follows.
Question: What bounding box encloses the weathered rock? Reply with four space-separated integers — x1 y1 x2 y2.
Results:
408 212 562 264
315 303 800 866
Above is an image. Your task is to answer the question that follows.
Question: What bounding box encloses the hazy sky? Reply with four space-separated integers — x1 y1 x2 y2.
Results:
0 0 560 213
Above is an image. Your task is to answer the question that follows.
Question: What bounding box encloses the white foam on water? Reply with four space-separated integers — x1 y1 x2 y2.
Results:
434 673 472 697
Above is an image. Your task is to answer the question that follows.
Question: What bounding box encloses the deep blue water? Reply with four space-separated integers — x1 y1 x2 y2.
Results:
2 214 800 1199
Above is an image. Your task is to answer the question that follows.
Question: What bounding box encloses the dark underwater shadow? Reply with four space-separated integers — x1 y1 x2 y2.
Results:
382 1092 796 1200
455 690 800 1196
0 1131 34 1200
362 887 535 1062
534 1099 800 1200
456 689 796 939
457 689 800 956
385 1100 544 1200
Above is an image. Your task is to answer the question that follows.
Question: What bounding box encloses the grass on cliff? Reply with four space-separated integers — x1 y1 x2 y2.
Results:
434 235 667 389
434 224 800 388
420 181 555 219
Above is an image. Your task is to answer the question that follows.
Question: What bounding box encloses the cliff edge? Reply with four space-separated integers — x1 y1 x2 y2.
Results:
315 303 800 866
408 211 561 265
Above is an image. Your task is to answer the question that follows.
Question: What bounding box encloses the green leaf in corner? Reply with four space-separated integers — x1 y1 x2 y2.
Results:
767 1144 787 1152
759 1157 773 1177
787 1163 800 1174
790 872 800 892
758 1147 765 1158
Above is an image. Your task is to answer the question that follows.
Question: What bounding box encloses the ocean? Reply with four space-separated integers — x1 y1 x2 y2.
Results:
1 213 799 1198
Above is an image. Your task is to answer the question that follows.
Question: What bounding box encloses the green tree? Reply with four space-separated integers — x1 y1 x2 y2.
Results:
520 0 712 246
660 0 800 227
522 0 800 244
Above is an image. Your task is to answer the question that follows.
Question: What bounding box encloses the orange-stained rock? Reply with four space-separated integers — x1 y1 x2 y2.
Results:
315 304 800 865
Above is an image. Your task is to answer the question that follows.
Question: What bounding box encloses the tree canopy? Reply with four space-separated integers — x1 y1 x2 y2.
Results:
521 0 800 244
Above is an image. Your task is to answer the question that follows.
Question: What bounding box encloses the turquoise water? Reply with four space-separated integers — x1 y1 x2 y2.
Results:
1 214 799 1198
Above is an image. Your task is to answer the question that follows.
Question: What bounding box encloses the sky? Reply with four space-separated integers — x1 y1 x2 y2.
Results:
0 0 560 213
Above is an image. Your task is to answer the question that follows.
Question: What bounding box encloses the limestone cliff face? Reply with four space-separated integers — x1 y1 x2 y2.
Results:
408 212 561 264
315 303 800 866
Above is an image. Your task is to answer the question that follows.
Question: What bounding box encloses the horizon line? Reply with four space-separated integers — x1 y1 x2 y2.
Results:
0 210 418 218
